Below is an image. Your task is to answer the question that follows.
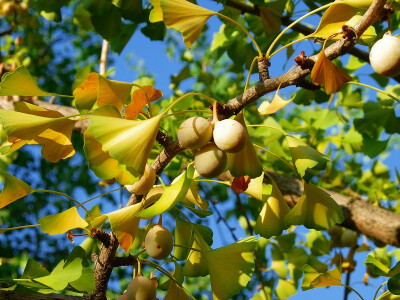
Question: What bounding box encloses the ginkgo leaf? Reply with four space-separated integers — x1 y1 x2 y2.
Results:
276 279 297 299
0 171 34 209
39 207 89 235
106 202 144 252
231 176 251 194
183 229 210 277
258 93 296 115
335 0 373 9
243 172 267 201
205 236 257 300
286 135 330 180
125 86 163 120
226 112 263 178
302 264 343 291
310 3 358 40
285 183 344 230
255 175 290 238
173 216 193 261
0 102 77 162
88 113 162 176
149 0 163 22
311 49 352 94
159 0 217 49
73 73 133 113
181 181 209 210
84 131 137 185
135 165 195 218
364 255 390 276
0 66 71 97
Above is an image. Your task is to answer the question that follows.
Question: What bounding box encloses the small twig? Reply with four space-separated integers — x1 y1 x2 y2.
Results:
0 28 13 37
113 255 138 267
99 40 109 76
258 55 270 82
90 228 111 247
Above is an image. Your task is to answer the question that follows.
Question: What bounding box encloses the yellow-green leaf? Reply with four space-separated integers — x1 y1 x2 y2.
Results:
0 66 71 97
149 0 163 22
286 135 330 180
285 183 344 230
302 265 343 291
227 112 263 179
275 279 297 299
136 165 195 218
255 175 290 238
159 0 216 49
173 216 193 261
205 236 257 300
39 207 89 235
183 230 210 277
88 114 162 176
0 171 34 209
243 172 266 201
181 181 208 210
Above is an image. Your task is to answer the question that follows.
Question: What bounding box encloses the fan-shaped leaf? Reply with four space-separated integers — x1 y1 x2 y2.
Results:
302 265 343 291
0 171 33 209
39 207 89 235
258 92 295 115
125 86 163 120
285 183 344 230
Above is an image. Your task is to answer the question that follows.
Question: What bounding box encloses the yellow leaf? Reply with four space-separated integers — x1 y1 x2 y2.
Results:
125 86 163 120
149 0 163 22
255 175 290 238
73 73 133 113
183 232 210 277
159 0 216 49
0 171 34 209
258 92 295 115
243 172 265 201
0 66 70 97
181 181 208 210
302 265 343 291
205 236 257 300
0 102 77 162
88 114 162 176
39 207 89 235
311 49 352 94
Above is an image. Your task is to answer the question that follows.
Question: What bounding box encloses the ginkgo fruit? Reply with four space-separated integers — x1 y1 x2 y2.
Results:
145 225 174 260
213 119 246 153
126 276 157 300
126 164 156 195
117 290 128 300
369 32 400 77
177 117 213 149
194 143 227 178
340 229 357 247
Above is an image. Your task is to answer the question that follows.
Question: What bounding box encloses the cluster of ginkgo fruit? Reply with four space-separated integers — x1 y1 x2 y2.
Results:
0 0 28 17
178 114 246 178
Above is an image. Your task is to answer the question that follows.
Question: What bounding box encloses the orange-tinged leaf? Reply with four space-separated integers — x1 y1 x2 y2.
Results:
73 73 133 113
258 92 295 115
0 66 71 97
149 0 163 22
311 49 352 94
231 176 251 194
88 114 162 176
160 0 216 49
125 86 163 120
39 207 89 235
302 265 343 291
0 171 34 209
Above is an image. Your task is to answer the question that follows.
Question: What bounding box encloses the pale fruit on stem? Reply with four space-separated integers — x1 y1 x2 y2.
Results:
126 164 156 195
194 143 227 178
213 119 246 153
127 276 157 300
178 117 213 149
369 32 400 77
340 229 357 248
144 225 174 260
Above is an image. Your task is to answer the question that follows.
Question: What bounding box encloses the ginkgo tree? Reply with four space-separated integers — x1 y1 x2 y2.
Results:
0 0 400 299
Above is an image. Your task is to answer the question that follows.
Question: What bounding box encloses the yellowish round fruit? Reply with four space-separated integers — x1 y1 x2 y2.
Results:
2 2 15 16
340 229 357 247
126 164 156 195
369 33 400 77
213 119 246 153
126 276 156 300
177 117 213 149
145 225 173 260
194 143 227 178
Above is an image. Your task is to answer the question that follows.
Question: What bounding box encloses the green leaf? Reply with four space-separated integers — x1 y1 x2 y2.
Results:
306 229 331 256
388 274 400 295
364 255 390 276
286 135 330 180
88 113 162 177
285 183 344 230
21 259 50 279
205 236 257 300
39 207 89 235
0 66 70 97
275 279 297 299
173 216 193 261
136 165 195 218
0 171 34 209
183 229 210 277
302 265 343 291
255 174 290 238
183 204 213 218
